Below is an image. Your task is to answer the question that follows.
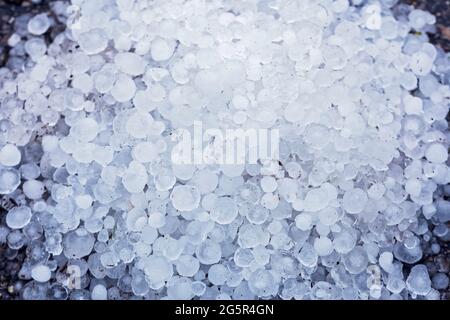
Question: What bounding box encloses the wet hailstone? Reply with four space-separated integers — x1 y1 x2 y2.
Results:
6 206 32 229
406 265 432 296
0 144 21 167
0 0 449 300
170 185 201 212
31 264 52 283
27 13 50 36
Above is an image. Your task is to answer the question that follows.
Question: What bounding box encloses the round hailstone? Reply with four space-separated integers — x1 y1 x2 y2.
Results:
303 188 328 212
91 284 108 300
238 224 269 249
27 13 50 35
78 29 108 55
133 90 157 113
75 194 93 209
405 179 422 197
70 118 99 142
114 52 147 76
210 197 238 224
63 229 95 259
333 230 356 254
246 205 269 225
234 248 254 267
342 246 368 274
172 164 196 181
318 207 339 226
176 255 200 277
208 264 228 285
126 208 148 232
248 269 277 297
304 124 330 149
148 212 166 229
220 164 245 178
313 237 334 256
122 161 148 194
195 239 222 265
111 74 137 102
432 273 449 290
342 188 368 214
23 180 45 200
151 38 174 61
170 185 201 212
410 51 433 76
154 168 177 191
191 169 219 194
403 95 423 115
260 176 278 193
0 144 21 167
167 280 193 299
30 265 51 282
406 264 431 296
260 193 279 210
379 251 394 272
297 243 318 268
132 142 159 163
424 143 448 163
125 112 153 139
6 206 32 229
295 213 313 231
141 225 158 244
41 135 59 152
144 255 173 286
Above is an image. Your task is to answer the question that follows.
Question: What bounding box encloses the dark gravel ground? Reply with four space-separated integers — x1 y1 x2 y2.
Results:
0 0 449 300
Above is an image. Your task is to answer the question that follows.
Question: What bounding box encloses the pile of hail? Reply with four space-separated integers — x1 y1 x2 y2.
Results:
0 0 449 300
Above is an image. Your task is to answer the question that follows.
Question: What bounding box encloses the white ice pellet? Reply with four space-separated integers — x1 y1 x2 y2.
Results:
313 237 334 256
91 284 108 300
70 118 99 142
125 112 153 139
122 161 148 193
27 13 50 35
7 33 21 47
208 264 228 286
342 188 368 214
111 74 137 102
114 52 147 76
425 143 448 163
78 29 108 55
6 206 32 229
31 265 51 283
406 264 432 295
170 185 201 212
23 180 45 200
0 0 449 301
132 142 159 163
144 255 173 287
379 251 394 272
151 38 175 61
210 197 238 225
295 213 313 231
342 246 369 274
195 240 222 265
260 176 278 193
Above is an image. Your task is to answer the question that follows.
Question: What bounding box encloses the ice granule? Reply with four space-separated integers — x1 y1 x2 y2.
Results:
0 0 449 301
